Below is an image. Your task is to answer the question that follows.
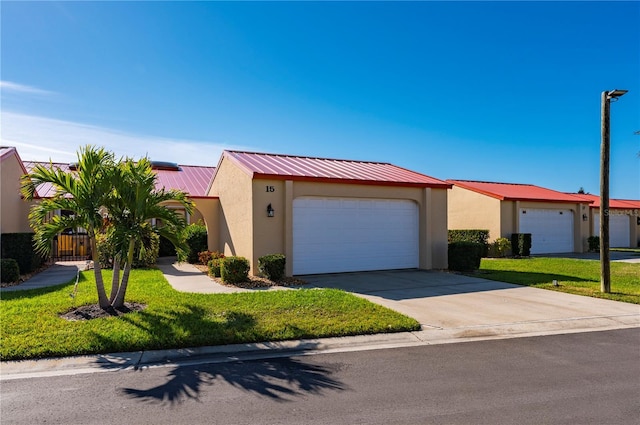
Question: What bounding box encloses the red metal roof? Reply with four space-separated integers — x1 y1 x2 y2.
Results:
22 161 216 198
152 165 215 197
22 161 71 198
448 180 592 204
571 193 640 209
220 150 451 188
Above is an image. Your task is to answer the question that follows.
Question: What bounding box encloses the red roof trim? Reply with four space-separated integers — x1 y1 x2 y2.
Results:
570 193 640 209
251 173 452 188
187 195 220 200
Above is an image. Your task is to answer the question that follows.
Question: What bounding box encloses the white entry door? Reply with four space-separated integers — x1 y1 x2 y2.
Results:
293 197 419 275
519 208 574 254
593 213 630 248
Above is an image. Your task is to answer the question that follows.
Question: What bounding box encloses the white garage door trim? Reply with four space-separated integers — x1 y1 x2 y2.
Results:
519 208 574 254
593 213 630 248
293 197 419 275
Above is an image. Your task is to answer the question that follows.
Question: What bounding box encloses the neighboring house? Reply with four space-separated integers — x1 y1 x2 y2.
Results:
0 147 33 233
210 151 451 276
447 180 592 254
571 193 639 248
8 154 218 258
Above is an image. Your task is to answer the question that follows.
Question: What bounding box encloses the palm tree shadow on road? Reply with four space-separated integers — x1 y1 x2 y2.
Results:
119 356 346 405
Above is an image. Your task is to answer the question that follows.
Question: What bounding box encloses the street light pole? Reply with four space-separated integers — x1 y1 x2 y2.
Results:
600 89 627 293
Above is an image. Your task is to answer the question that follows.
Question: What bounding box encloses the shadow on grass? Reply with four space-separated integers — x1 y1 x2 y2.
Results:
119 356 345 404
93 304 259 352
474 269 597 286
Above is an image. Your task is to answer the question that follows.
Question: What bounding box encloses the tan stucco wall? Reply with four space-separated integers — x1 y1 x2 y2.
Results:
209 157 253 261
447 186 502 240
1 153 32 233
252 179 286 272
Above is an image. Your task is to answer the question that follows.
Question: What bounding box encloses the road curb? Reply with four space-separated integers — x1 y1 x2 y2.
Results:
3 316 639 380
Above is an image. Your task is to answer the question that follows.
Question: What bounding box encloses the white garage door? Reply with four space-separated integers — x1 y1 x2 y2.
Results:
519 209 574 254
293 197 419 275
593 213 630 248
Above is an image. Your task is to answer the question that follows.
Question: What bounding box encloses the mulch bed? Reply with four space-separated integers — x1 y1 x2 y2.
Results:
192 264 307 289
60 302 147 321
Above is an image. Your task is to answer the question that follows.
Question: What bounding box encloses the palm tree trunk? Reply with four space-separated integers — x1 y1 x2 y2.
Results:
109 255 121 304
90 234 111 310
112 238 136 309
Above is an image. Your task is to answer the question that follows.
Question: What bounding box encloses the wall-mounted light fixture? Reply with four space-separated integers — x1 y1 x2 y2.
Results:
583 214 588 221
267 203 275 217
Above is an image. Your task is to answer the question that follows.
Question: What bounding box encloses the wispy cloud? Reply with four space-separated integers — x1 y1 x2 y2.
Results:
0 111 248 166
0 81 56 96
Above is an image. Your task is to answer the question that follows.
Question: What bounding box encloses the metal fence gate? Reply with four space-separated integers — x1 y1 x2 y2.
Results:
51 232 91 261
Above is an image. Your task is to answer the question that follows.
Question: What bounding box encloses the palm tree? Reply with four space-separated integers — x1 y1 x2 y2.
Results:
21 146 115 310
106 157 193 308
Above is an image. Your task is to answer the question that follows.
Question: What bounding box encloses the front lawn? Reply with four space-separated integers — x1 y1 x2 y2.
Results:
476 257 639 304
0 269 420 361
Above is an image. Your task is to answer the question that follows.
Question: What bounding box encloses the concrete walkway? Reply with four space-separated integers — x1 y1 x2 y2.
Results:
155 256 246 293
0 261 87 293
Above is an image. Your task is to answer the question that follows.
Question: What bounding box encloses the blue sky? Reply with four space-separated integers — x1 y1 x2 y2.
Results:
1 1 638 199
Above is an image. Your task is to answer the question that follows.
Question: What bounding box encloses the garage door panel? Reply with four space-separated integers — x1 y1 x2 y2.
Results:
293 197 419 274
519 209 574 254
593 213 630 248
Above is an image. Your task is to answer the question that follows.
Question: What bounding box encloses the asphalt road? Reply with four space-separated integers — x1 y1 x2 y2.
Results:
2 329 639 425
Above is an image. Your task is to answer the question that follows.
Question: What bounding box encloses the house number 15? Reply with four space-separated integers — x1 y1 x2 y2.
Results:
266 186 275 192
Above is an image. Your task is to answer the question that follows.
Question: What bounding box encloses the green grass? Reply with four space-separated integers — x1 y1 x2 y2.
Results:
611 248 640 255
0 269 420 361
475 257 640 304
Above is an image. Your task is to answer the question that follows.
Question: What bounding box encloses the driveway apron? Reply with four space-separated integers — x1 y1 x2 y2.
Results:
304 270 640 341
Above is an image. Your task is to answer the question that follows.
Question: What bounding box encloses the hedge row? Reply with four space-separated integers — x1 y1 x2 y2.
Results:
203 251 286 283
448 242 483 271
448 230 489 257
0 233 45 274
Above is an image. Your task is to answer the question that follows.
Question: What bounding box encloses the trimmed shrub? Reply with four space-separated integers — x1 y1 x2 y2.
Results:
183 223 208 263
198 250 224 266
208 258 223 278
511 233 532 257
488 237 512 258
220 256 250 284
588 236 600 252
448 230 490 257
258 254 286 281
448 242 483 271
1 258 20 283
0 233 45 274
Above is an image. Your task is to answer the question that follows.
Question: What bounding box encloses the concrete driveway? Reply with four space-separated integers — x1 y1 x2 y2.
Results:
305 270 640 342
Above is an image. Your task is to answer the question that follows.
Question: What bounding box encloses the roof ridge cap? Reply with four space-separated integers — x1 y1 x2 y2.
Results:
225 149 392 165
